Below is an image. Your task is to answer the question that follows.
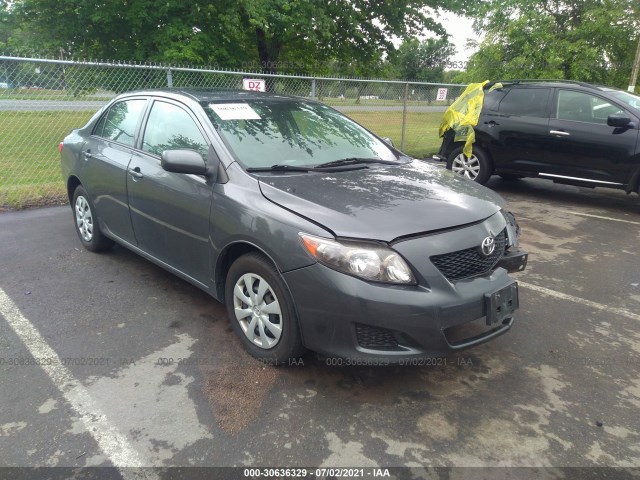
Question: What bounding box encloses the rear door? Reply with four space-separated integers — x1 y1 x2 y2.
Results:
127 98 213 285
541 89 640 185
82 97 147 244
477 87 552 173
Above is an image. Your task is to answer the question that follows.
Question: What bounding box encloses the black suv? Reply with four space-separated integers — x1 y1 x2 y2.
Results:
437 80 640 194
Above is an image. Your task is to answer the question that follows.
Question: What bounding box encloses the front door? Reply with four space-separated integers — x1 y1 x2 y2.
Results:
540 89 639 185
127 99 213 286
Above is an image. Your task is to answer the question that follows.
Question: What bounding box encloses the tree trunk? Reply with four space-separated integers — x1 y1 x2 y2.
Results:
255 28 281 92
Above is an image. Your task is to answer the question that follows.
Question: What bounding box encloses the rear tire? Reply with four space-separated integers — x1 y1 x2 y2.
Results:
446 146 493 185
225 252 305 365
71 185 114 252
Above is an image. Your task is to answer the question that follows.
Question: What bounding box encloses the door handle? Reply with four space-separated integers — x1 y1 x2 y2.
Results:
82 150 92 159
484 120 500 126
128 167 144 179
550 130 570 137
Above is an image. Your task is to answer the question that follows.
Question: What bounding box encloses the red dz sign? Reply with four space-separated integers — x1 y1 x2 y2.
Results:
243 79 266 92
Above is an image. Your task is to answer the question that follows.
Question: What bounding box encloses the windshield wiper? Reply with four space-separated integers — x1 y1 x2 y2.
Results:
246 164 314 173
313 157 399 169
246 157 397 173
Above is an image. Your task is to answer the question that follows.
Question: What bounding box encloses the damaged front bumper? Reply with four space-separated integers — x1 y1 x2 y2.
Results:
498 247 528 273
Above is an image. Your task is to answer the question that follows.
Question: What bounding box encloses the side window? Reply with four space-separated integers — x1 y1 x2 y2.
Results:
483 89 507 112
93 99 146 147
498 88 550 117
556 90 623 124
142 101 208 158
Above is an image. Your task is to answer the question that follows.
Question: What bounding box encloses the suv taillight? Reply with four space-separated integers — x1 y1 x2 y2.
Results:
58 142 63 153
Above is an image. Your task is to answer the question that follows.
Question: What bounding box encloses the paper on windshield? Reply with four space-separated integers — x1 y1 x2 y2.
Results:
210 103 261 120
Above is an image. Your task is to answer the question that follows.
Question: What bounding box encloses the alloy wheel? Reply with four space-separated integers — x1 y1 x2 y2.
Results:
451 153 481 180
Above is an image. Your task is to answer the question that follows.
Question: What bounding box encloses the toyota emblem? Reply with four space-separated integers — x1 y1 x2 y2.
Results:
481 236 496 256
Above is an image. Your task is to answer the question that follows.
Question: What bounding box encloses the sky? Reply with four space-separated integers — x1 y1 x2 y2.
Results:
438 12 484 64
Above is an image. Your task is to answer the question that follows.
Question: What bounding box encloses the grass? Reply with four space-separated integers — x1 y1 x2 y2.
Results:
0 109 444 209
347 111 443 159
325 97 453 107
0 111 94 208
0 88 113 102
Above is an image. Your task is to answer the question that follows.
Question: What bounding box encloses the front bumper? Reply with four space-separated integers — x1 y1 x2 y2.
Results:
497 247 528 273
283 211 527 363
283 262 517 363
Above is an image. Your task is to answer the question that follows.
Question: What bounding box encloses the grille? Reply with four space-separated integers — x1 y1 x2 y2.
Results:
431 229 507 281
355 323 400 350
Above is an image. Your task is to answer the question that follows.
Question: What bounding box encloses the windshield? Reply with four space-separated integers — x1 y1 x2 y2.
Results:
609 90 640 113
203 99 397 169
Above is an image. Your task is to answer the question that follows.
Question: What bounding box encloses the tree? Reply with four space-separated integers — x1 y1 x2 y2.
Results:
5 0 251 66
233 0 452 75
461 0 640 88
4 0 466 77
390 37 456 82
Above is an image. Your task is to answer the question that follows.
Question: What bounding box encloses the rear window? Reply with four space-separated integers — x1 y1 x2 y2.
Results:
93 99 146 147
498 88 550 117
483 89 507 112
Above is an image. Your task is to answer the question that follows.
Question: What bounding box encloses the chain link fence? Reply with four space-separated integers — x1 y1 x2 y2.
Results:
0 56 466 209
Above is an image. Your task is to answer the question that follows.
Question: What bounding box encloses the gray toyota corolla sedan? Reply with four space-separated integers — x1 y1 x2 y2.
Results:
60 89 528 365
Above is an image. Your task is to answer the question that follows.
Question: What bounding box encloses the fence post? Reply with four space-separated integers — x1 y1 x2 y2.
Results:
311 78 316 98
401 82 408 152
166 69 173 88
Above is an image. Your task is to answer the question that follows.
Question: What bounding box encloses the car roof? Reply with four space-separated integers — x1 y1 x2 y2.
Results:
489 79 621 93
118 88 313 103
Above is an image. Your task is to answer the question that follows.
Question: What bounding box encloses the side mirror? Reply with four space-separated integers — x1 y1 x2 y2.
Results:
382 137 395 147
607 114 632 128
161 149 207 175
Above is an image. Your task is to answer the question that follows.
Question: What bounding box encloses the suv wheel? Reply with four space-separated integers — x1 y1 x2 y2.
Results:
225 252 305 365
447 146 492 185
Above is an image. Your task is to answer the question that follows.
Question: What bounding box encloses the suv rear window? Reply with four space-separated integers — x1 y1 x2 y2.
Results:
483 89 507 112
498 88 550 117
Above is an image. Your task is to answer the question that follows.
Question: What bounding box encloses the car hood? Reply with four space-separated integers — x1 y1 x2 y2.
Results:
258 160 505 242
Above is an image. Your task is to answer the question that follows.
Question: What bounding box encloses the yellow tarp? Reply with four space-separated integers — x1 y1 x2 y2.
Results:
438 80 490 158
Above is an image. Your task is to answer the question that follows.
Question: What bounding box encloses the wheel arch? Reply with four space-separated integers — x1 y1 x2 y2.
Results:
447 141 494 165
67 175 82 204
216 240 308 351
214 240 282 302
627 165 640 194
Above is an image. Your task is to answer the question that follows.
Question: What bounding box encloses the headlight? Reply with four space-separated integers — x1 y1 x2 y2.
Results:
299 233 416 285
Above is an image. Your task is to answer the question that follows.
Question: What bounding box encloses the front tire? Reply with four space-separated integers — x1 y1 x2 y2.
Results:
446 146 493 185
224 252 305 365
71 185 114 252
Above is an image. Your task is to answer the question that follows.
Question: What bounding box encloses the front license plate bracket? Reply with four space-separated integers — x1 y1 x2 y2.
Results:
485 282 519 326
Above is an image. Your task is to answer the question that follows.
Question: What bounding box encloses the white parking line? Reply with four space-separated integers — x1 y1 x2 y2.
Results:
0 288 157 479
519 282 640 322
560 211 640 225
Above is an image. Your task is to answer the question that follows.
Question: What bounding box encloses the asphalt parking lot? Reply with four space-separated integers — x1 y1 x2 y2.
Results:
1 171 639 476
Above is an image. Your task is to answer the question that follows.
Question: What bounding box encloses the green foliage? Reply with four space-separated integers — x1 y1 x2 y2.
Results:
442 69 465 83
1 0 466 79
390 37 455 82
460 0 640 88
